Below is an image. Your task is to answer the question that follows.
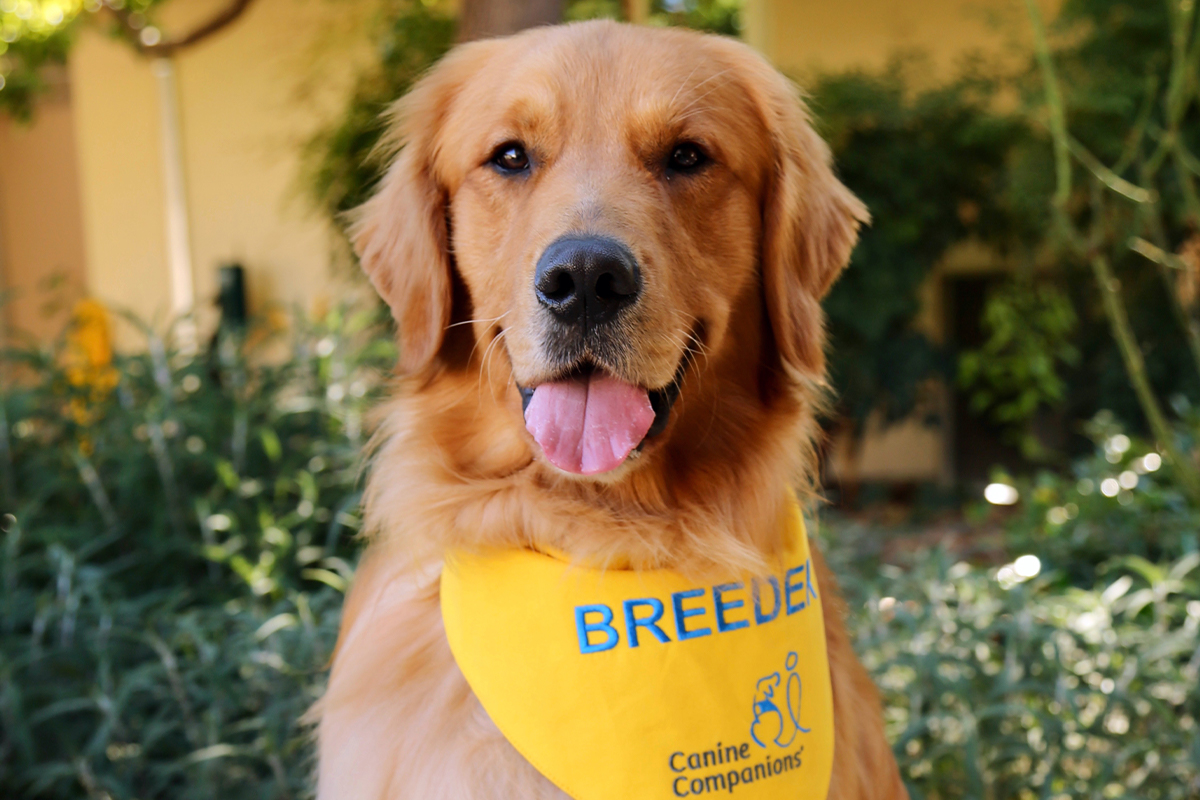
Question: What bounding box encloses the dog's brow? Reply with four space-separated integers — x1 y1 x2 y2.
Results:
502 92 559 136
675 69 736 117
668 63 705 110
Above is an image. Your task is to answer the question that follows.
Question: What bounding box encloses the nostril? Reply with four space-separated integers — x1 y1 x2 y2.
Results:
539 269 576 303
593 271 636 303
593 273 616 302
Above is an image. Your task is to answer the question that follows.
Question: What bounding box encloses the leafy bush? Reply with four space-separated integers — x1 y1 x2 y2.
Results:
0 305 392 798
958 280 1079 460
816 0 1200 451
985 408 1200 585
303 3 456 225
823 406 1200 799
835 544 1200 800
1000 0 1200 443
811 67 1034 429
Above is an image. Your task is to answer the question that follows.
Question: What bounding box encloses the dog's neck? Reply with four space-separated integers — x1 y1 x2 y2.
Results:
361 347 817 577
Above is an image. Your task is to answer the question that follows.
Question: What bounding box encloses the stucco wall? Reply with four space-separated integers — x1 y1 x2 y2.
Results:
0 85 88 342
743 0 1060 81
67 0 378 345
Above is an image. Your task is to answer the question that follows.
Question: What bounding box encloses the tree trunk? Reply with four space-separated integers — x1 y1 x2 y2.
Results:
457 0 563 42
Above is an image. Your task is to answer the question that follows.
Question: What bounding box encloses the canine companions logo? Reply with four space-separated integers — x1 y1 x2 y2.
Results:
750 651 809 748
664 652 815 796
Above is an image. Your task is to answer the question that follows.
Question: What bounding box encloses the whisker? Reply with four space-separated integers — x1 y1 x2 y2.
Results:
678 68 734 106
669 62 705 109
479 328 509 392
446 311 510 330
677 313 712 395
477 331 500 384
464 326 491 365
676 70 735 115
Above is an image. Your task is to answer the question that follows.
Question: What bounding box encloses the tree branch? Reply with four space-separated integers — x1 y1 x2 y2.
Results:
1090 254 1200 504
1130 237 1189 271
1024 0 1071 212
1067 136 1153 204
1024 0 1200 507
457 0 561 42
109 0 257 58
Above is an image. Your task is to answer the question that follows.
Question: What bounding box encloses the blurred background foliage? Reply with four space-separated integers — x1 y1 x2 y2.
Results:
5 0 1200 797
1029 0 1200 446
302 3 456 225
1 305 393 797
813 0 1200 456
817 0 1200 462
957 278 1079 459
0 0 179 119
810 66 1036 430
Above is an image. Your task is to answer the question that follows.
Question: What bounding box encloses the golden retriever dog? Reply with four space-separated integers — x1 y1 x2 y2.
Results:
315 19 906 800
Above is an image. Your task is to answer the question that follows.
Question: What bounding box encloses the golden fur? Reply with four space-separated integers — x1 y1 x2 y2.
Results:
314 20 907 799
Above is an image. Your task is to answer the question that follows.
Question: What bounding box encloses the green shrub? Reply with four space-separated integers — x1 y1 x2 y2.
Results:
990 409 1200 585
836 544 1200 800
0 306 392 798
824 408 1200 799
303 3 456 225
811 66 1034 429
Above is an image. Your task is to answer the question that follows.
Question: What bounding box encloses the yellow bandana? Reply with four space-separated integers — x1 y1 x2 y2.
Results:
440 500 834 800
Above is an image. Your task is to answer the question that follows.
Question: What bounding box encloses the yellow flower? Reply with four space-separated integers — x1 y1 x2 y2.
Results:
63 299 119 425
64 299 116 384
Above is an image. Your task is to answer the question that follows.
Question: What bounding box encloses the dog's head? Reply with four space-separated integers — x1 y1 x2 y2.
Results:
354 21 866 484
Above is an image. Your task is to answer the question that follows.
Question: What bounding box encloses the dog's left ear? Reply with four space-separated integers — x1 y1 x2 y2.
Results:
745 61 870 378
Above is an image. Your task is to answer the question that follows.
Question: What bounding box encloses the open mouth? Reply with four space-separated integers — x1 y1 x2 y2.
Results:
517 354 691 476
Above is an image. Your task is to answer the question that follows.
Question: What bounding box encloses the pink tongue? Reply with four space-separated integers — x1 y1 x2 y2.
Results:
525 372 655 475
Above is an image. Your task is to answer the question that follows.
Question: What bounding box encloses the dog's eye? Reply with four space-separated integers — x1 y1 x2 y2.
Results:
668 142 707 172
490 142 530 174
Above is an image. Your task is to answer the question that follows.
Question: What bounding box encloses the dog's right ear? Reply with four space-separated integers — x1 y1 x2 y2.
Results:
350 45 488 376
352 141 448 375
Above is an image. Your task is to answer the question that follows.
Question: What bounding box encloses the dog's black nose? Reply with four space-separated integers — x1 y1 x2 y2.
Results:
534 236 641 329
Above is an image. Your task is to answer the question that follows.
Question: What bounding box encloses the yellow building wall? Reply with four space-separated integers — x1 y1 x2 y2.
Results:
67 0 378 345
69 30 169 337
743 0 1060 81
0 85 88 342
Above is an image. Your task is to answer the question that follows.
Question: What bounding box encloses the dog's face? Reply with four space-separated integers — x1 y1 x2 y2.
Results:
355 22 866 481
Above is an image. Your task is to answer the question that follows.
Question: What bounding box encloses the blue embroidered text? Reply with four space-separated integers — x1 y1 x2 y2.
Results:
575 559 818 654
